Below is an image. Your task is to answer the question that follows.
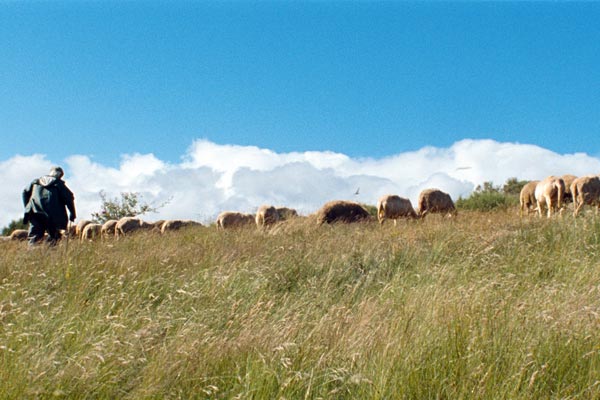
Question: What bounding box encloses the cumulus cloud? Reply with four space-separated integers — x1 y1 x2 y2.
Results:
2 138 600 229
0 154 54 226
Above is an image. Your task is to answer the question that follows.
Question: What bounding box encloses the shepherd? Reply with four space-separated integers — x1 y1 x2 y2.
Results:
22 166 77 246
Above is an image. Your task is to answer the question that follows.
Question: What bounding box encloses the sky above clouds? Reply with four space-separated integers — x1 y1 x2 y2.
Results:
1 2 600 227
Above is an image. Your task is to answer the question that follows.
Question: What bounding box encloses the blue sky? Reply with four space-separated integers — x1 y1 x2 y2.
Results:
2 1 599 165
2 1 600 226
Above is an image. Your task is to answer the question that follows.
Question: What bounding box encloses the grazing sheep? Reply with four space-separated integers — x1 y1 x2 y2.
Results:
101 220 118 238
65 222 77 238
571 175 600 217
75 220 92 238
417 189 457 218
275 207 298 220
316 200 372 225
377 194 417 225
9 229 29 241
150 220 166 233
160 219 202 233
115 217 152 237
255 205 280 228
81 223 102 241
216 212 255 230
535 176 565 218
519 180 540 216
561 174 578 204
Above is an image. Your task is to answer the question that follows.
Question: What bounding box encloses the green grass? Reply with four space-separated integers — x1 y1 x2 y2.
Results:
1 211 600 399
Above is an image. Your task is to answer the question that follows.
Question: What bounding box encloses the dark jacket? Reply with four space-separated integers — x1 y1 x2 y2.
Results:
23 175 76 230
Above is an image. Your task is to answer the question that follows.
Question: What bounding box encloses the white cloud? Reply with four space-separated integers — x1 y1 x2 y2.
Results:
2 138 600 229
0 154 54 226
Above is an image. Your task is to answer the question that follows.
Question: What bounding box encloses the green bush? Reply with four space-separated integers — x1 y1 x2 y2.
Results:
91 191 169 223
457 179 523 211
457 191 518 211
360 203 378 217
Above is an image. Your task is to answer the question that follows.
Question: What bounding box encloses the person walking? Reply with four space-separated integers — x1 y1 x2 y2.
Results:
22 166 76 246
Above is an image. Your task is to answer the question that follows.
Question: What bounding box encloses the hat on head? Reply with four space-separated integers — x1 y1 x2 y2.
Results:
49 166 64 178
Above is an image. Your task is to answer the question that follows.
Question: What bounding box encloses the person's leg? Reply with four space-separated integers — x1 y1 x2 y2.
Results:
27 214 47 246
45 223 61 246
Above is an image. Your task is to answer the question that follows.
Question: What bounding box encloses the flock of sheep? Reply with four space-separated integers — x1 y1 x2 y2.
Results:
1 187 458 242
519 174 600 218
3 175 600 243
71 187 456 241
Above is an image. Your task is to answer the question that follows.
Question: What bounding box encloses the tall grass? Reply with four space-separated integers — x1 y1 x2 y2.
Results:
1 210 600 399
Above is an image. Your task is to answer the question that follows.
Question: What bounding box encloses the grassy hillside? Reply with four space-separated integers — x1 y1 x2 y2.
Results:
1 210 600 399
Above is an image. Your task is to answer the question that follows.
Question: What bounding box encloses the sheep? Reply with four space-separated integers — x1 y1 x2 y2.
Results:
561 174 578 204
150 220 166 233
81 223 102 241
275 207 298 221
377 194 417 225
160 219 202 233
255 205 280 228
316 200 372 225
519 180 540 216
535 176 565 218
75 220 92 238
9 229 28 241
115 217 152 237
417 189 457 219
65 222 77 238
571 175 600 217
216 212 255 230
101 220 118 238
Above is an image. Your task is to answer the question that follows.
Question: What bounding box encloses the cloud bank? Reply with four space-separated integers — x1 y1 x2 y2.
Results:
2 138 600 228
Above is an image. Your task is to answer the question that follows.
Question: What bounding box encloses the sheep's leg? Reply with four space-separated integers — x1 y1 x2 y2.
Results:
574 201 584 217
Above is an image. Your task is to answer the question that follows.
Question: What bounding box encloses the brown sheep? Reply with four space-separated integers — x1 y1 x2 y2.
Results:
9 229 29 241
115 217 153 237
417 189 456 218
150 220 166 233
75 220 92 238
561 174 578 204
160 219 202 233
377 194 417 225
101 220 118 238
65 222 77 238
81 223 102 241
255 205 280 228
571 175 600 217
535 176 565 218
275 207 298 220
216 212 255 230
316 200 372 225
519 180 540 217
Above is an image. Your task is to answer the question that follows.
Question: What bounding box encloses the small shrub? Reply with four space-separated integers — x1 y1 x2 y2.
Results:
457 179 521 211
457 191 518 211
502 177 529 196
361 203 378 217
91 191 169 223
